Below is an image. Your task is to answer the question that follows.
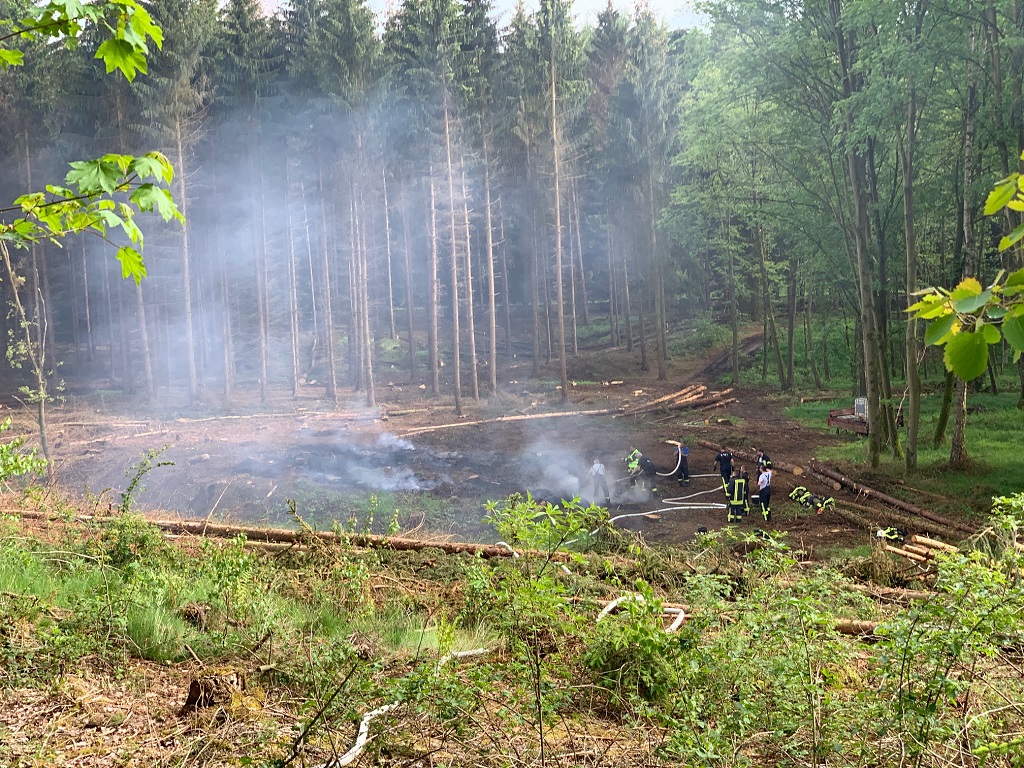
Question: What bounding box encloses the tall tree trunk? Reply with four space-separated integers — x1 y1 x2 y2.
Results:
728 236 739 386
382 168 397 341
401 183 416 384
950 28 979 469
255 168 271 404
319 170 338 403
349 192 363 390
427 173 440 396
301 182 319 376
443 101 463 415
135 281 156 401
902 83 922 471
460 167 479 401
551 51 569 404
80 241 94 361
483 144 498 394
785 253 797 390
571 178 590 325
567 197 579 356
755 224 786 387
833 0 883 465
606 218 618 346
651 173 668 381
286 153 301 397
357 185 376 408
622 252 633 352
804 287 823 390
499 208 513 361
174 120 199 404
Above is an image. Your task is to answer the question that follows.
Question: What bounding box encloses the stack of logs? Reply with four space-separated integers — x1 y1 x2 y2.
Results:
618 385 736 417
885 534 959 564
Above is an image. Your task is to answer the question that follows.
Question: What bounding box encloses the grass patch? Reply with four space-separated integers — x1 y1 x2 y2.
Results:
786 391 1024 514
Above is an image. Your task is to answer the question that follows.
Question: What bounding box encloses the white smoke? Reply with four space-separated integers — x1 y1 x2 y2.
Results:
377 433 415 451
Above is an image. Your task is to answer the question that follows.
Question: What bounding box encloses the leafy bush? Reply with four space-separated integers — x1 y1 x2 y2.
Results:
0 417 47 484
582 581 690 703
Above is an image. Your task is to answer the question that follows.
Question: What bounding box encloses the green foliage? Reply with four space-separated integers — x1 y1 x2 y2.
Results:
3 151 182 283
484 492 608 553
874 511 1024 763
3 0 163 80
907 273 1024 381
582 581 689 702
118 445 173 515
0 417 46 483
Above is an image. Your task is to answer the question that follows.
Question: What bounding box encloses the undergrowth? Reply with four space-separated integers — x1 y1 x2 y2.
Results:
0 490 1022 767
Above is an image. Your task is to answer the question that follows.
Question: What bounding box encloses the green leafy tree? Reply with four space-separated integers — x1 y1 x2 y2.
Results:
0 0 179 471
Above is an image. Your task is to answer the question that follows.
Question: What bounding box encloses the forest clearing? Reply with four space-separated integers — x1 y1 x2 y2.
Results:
4 0 1024 765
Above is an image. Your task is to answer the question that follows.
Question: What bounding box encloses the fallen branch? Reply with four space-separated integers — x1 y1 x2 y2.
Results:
809 461 976 534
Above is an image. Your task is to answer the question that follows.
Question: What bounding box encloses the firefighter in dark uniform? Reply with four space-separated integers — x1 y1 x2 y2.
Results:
726 469 748 523
714 449 734 488
626 449 658 491
674 441 690 485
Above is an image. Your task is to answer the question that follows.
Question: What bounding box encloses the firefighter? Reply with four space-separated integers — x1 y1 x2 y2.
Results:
756 448 771 474
757 461 773 522
876 527 907 544
588 458 611 506
739 465 751 515
713 449 734 487
726 469 748 522
628 451 659 492
625 448 641 477
674 441 690 485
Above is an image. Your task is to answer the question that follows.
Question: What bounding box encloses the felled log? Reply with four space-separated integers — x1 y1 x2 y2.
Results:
910 534 958 553
902 544 935 559
698 440 804 476
885 545 929 563
808 461 976 535
401 407 620 437
806 469 842 491
150 518 575 561
799 394 843 404
691 395 738 412
830 505 876 532
834 619 879 637
618 385 704 416
839 501 962 542
776 577 935 603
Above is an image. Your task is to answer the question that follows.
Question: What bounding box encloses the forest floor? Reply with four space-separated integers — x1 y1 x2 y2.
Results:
4 336 984 560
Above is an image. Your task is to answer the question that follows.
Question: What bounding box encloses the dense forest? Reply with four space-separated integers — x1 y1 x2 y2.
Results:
2 0 1024 470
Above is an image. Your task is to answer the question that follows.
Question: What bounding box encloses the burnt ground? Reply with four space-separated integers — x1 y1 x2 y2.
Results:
27 343 870 556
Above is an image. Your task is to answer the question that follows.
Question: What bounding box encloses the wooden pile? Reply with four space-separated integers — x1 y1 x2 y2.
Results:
617 385 736 417
809 461 976 534
885 534 959 564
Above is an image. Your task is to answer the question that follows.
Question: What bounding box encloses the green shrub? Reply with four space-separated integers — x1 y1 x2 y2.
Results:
582 581 689 703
